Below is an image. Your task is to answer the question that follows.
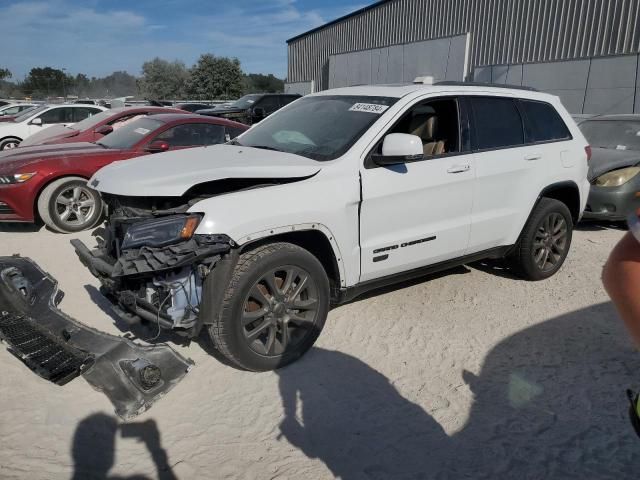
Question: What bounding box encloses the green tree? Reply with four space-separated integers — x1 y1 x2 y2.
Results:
138 58 189 100
22 67 73 98
0 68 11 82
187 54 244 100
243 73 284 94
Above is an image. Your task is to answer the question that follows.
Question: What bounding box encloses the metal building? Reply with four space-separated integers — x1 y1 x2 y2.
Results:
285 0 640 114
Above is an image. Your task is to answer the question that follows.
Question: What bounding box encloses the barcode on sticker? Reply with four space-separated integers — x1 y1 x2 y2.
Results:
349 103 389 114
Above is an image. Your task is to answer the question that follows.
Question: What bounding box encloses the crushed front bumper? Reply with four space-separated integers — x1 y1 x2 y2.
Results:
0 256 194 419
583 176 640 221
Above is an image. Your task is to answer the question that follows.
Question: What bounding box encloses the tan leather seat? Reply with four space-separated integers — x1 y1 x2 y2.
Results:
408 115 446 156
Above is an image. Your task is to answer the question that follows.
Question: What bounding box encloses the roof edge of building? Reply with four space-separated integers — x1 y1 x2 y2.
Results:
286 0 391 44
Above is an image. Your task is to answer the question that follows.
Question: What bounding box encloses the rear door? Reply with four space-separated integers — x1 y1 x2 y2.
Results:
466 96 573 252
28 107 74 136
359 96 475 282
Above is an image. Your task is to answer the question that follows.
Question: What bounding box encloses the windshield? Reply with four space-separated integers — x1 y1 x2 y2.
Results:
14 105 48 123
97 117 163 149
230 94 262 110
234 95 398 161
71 110 113 131
580 119 640 151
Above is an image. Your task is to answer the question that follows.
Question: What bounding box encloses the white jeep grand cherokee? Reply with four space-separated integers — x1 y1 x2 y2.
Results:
74 82 590 371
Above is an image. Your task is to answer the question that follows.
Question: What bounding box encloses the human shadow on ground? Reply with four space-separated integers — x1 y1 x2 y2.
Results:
71 413 177 480
276 302 640 479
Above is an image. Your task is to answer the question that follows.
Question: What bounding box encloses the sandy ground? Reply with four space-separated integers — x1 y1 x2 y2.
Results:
0 221 637 479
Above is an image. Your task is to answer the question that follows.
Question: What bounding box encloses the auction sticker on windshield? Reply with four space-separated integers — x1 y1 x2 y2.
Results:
349 103 390 114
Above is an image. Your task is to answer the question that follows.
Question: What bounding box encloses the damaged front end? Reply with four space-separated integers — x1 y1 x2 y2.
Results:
72 193 234 338
0 257 193 419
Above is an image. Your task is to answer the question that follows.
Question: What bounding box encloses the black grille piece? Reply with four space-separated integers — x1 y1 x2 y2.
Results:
0 204 15 215
0 257 194 419
0 311 93 385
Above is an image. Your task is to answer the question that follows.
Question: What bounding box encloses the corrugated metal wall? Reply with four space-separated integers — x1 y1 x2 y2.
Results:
288 0 640 91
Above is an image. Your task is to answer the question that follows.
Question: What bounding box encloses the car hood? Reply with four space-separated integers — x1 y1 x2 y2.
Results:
588 147 640 181
90 144 322 197
0 142 106 173
20 125 78 147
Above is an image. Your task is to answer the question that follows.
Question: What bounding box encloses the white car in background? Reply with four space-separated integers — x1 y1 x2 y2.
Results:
0 104 107 150
0 103 37 117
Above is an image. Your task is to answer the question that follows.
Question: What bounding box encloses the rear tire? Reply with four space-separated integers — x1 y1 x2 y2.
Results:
511 197 573 280
207 242 330 371
0 137 21 150
37 177 103 233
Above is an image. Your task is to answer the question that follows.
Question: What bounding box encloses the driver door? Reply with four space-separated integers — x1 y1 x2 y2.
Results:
29 107 73 136
359 97 475 282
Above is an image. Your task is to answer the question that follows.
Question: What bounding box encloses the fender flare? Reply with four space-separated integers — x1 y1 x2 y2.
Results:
236 222 347 289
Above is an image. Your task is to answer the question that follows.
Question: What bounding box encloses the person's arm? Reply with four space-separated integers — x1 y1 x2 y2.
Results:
603 232 640 346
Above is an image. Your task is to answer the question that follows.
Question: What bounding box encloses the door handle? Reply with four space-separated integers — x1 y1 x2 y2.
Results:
447 164 471 174
525 153 542 161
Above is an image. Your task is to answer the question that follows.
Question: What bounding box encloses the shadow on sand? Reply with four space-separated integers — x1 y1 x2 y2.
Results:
71 414 176 480
69 297 638 479
276 302 640 479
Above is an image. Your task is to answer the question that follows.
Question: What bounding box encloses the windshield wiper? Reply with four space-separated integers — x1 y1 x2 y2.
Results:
247 145 283 152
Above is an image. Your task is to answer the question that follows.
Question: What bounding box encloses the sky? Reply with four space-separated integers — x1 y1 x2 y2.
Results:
1 0 371 80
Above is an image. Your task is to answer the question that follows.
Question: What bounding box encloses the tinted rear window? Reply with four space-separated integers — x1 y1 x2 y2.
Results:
470 97 524 150
520 100 571 142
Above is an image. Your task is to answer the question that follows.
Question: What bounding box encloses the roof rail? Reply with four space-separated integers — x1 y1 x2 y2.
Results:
434 81 539 92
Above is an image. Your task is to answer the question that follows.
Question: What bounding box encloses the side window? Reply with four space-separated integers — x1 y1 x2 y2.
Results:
39 107 73 124
255 96 280 114
154 123 226 147
73 107 98 122
469 97 524 150
375 97 461 158
520 100 572 143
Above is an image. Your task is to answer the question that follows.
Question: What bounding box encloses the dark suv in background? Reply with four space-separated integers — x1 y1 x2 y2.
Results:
196 93 301 125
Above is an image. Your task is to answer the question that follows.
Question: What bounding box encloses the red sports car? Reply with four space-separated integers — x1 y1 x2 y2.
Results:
19 106 187 147
0 114 248 233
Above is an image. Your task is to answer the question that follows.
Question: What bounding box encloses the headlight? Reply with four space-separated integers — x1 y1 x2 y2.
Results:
121 214 201 250
595 167 640 187
0 173 37 184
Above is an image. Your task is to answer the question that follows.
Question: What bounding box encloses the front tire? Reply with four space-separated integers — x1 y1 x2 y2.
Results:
37 177 104 233
511 197 573 280
207 242 330 371
0 137 21 150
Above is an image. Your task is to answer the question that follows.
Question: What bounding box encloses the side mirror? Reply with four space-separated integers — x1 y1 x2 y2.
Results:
145 140 170 153
94 124 113 136
372 133 424 166
253 107 266 119
30 117 43 126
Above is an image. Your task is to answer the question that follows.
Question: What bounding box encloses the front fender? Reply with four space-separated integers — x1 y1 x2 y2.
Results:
188 170 360 287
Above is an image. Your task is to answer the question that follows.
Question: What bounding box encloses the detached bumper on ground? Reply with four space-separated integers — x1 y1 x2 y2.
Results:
0 256 193 419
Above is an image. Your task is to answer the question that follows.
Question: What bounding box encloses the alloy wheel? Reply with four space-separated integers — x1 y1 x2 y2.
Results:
533 212 568 272
54 185 97 228
241 266 320 356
